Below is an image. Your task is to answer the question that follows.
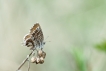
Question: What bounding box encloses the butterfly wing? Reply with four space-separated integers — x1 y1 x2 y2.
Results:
30 23 39 34
30 23 44 48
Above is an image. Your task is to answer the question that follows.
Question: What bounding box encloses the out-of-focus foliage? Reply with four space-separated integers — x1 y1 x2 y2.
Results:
71 48 87 71
95 40 106 52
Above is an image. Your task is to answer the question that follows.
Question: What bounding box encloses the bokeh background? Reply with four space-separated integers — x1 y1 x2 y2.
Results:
0 0 106 71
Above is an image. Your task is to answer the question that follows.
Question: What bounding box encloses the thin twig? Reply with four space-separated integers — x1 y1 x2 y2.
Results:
27 59 30 71
16 50 34 71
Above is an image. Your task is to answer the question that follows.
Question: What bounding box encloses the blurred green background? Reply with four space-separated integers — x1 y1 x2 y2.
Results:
0 0 106 71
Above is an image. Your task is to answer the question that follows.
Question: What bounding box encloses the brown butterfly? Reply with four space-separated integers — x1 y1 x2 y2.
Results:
23 23 45 50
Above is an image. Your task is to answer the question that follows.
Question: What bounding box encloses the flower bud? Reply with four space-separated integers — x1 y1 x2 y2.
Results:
40 57 44 64
36 57 40 64
31 56 36 63
42 51 46 58
37 50 43 57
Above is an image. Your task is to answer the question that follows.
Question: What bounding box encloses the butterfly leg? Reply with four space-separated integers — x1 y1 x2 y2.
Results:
39 42 43 50
34 46 38 52
41 42 43 50
32 53 35 56
41 46 43 50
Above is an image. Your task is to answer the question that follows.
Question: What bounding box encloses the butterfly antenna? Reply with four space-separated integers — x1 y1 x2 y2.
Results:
45 40 51 42
44 36 51 43
45 36 49 41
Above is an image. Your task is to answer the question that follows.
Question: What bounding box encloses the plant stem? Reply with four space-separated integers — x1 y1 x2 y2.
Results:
16 50 34 71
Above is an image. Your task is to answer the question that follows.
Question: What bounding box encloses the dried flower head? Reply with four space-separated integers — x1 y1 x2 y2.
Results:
36 57 40 64
39 57 44 64
42 51 46 59
31 56 37 63
37 50 43 57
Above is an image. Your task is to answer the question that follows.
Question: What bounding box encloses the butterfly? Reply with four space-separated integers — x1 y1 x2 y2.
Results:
23 23 45 50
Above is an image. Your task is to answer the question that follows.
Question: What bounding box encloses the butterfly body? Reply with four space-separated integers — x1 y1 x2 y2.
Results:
23 23 45 50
